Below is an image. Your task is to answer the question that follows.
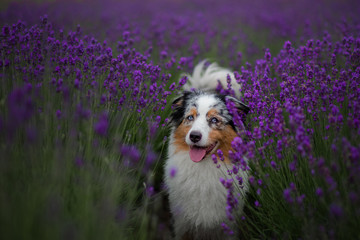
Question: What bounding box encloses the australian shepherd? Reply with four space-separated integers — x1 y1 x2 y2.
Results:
164 61 250 240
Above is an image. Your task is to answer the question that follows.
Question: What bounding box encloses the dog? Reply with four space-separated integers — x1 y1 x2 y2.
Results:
164 61 250 240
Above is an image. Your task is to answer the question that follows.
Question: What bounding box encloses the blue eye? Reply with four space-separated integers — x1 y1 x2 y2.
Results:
210 117 218 123
187 115 194 121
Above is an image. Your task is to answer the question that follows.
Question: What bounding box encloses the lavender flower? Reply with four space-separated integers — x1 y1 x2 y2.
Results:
169 167 177 178
94 112 108 136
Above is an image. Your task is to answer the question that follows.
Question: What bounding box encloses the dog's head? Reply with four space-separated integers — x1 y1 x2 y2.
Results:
169 90 250 163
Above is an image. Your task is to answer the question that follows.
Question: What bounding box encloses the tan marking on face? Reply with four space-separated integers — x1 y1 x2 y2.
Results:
183 107 198 125
188 107 197 117
208 125 238 164
173 122 191 153
173 108 197 153
207 108 225 128
206 108 218 117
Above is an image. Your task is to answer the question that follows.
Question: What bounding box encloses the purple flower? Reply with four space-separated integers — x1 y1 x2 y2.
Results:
120 145 141 166
144 149 157 172
8 87 33 121
236 176 244 186
56 109 62 119
221 222 234 236
217 149 224 161
283 188 293 203
75 157 84 167
94 112 108 136
289 160 297 172
284 41 292 51
76 104 91 119
265 49 271 61
169 167 177 178
149 115 162 137
315 188 323 198
74 78 80 89
179 76 188 86
270 160 277 169
169 82 176 91
160 50 168 59
145 185 154 198
248 176 255 185
296 194 305 205
220 178 233 189
6 86 34 137
329 203 343 218
256 188 261 195
212 154 218 164
100 94 107 105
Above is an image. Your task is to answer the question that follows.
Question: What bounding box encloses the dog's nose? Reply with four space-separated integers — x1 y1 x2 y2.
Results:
189 131 202 143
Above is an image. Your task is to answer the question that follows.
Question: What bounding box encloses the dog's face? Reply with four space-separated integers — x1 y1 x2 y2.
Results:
169 91 249 163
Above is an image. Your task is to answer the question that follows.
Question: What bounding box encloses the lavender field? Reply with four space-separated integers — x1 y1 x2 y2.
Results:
1 0 360 239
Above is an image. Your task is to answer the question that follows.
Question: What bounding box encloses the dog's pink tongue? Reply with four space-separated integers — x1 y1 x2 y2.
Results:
189 147 206 162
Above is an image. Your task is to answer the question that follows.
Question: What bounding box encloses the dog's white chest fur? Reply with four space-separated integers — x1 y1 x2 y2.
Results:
164 134 248 239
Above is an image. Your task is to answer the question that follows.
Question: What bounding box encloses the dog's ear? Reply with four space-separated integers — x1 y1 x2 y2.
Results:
171 94 185 109
171 90 192 109
168 91 192 127
225 95 250 115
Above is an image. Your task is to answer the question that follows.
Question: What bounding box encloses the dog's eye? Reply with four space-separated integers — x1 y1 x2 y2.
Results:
186 115 194 121
210 117 219 124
